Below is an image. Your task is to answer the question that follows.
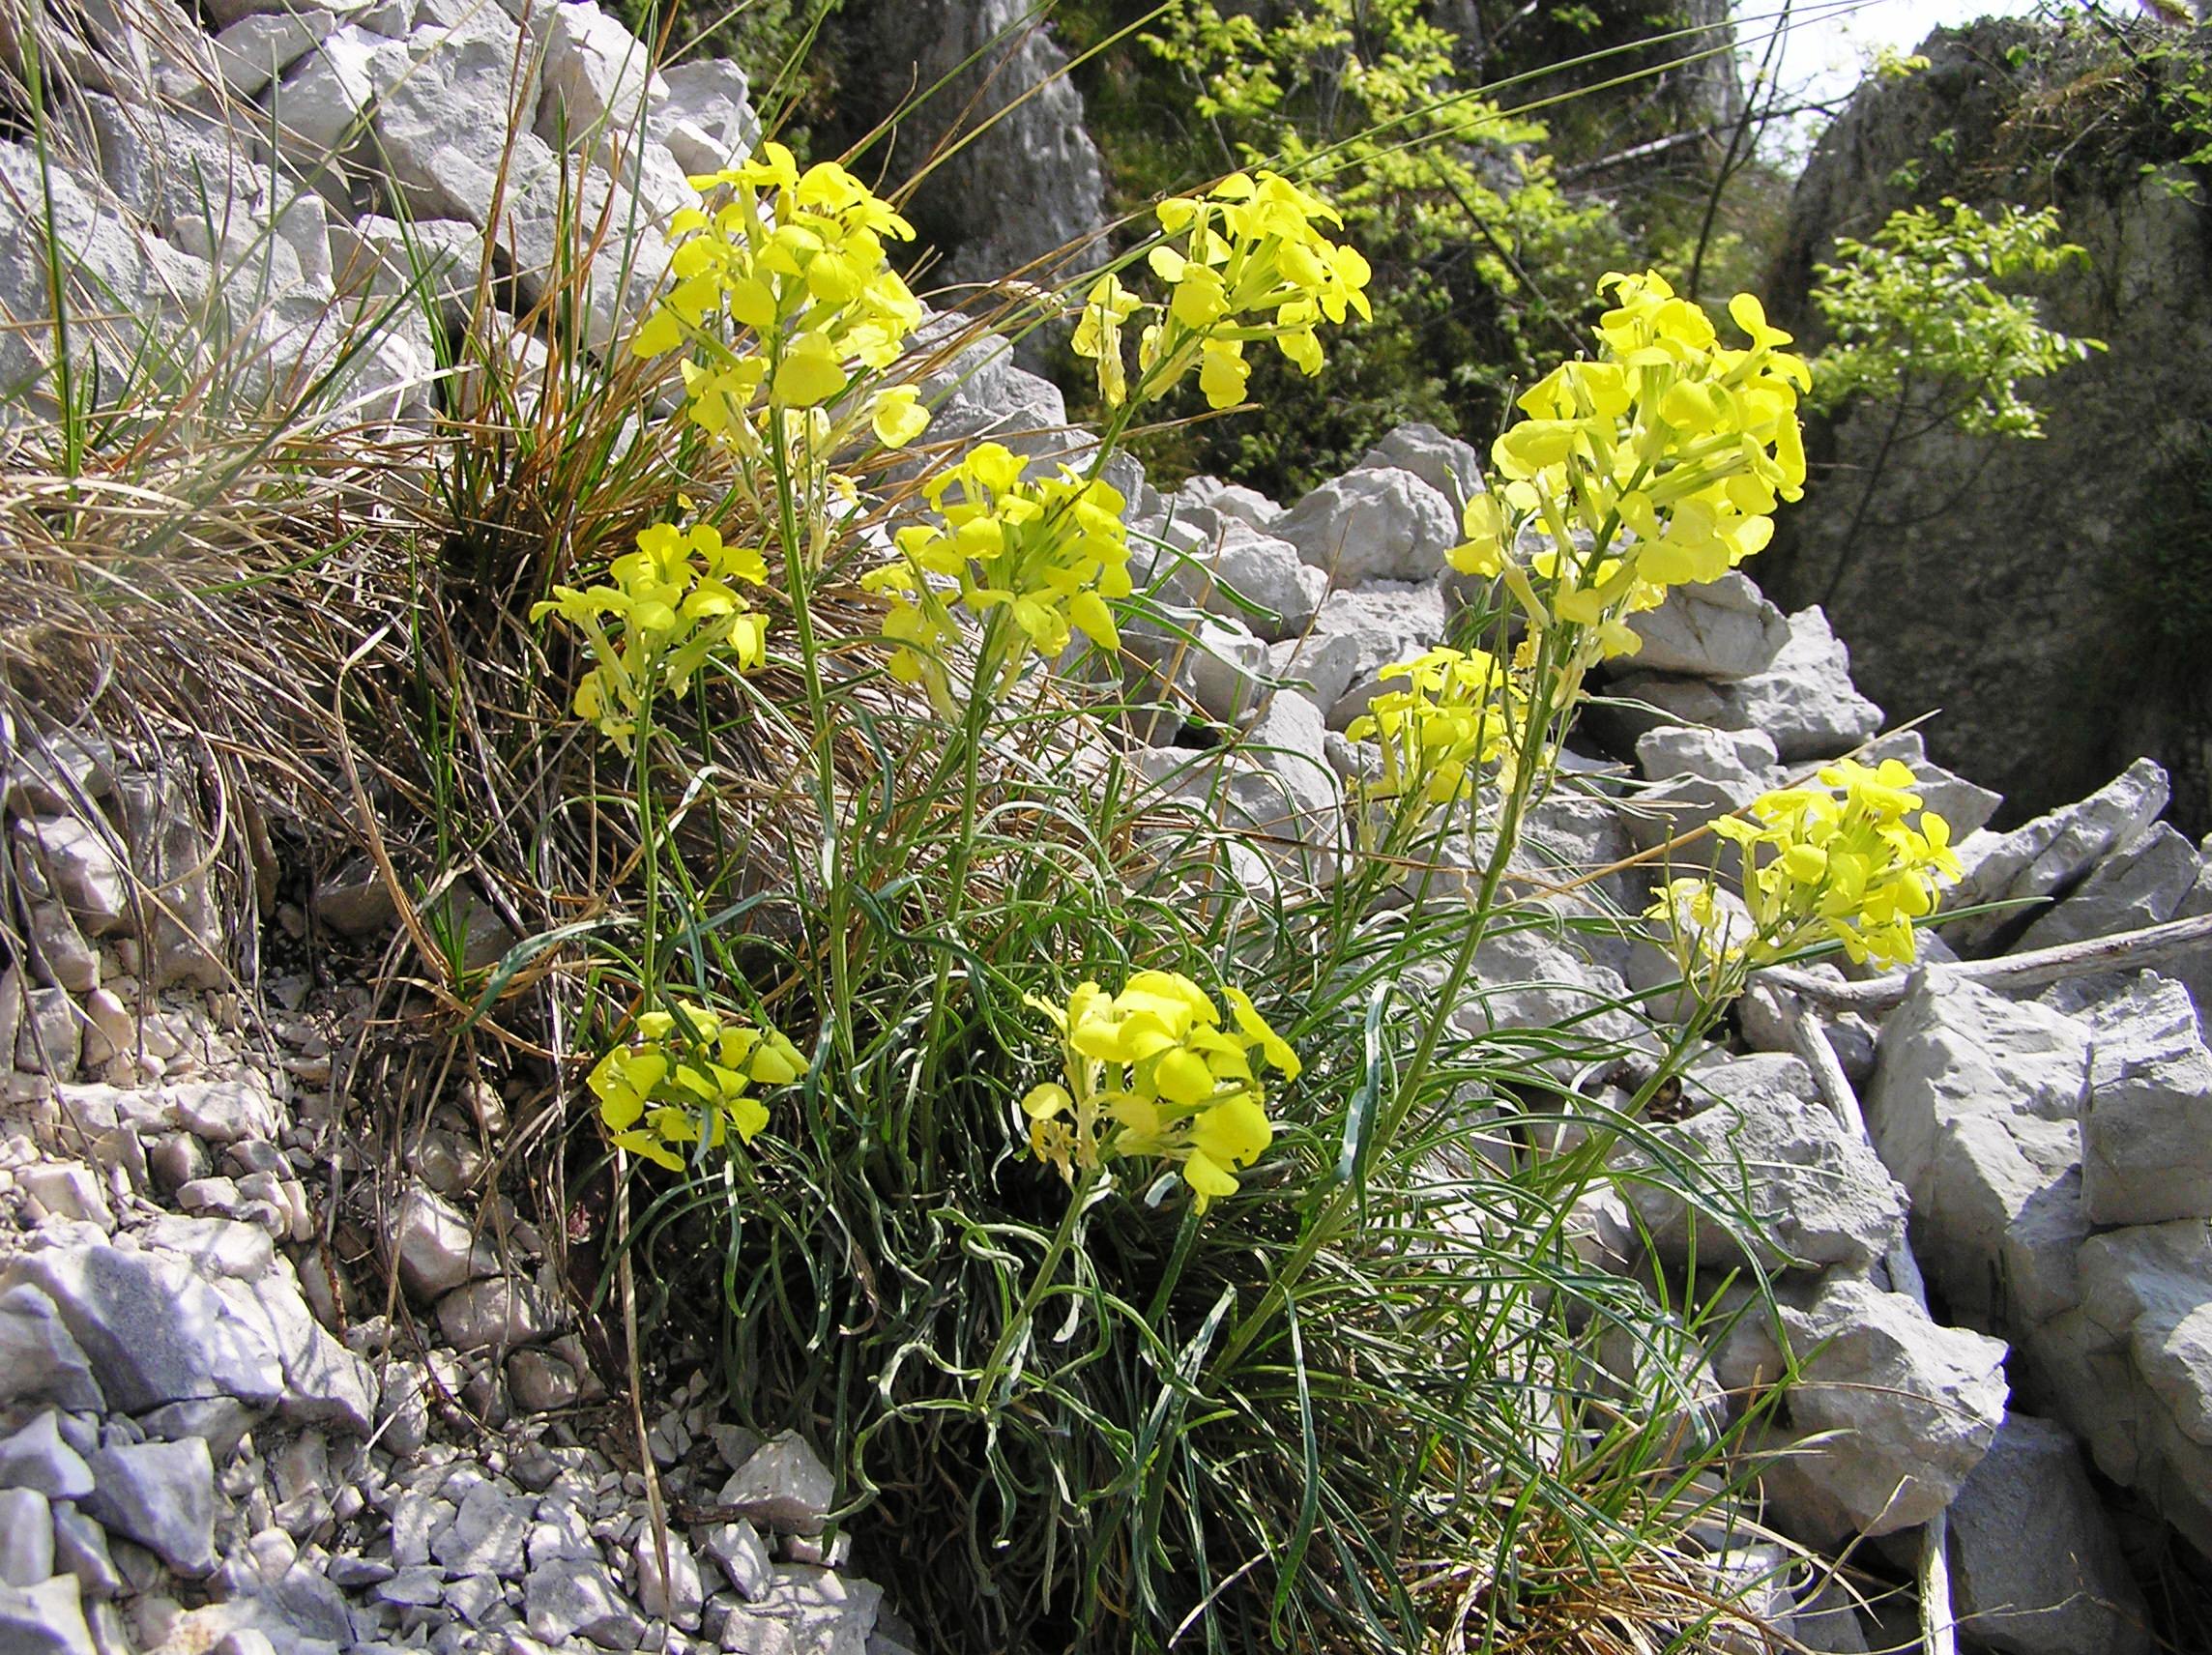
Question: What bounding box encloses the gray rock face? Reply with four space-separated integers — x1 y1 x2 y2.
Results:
1762 1277 2010 1541
699 1519 771 1602
0 1285 104 1412
388 1180 501 1300
1865 973 2092 1331
527 1554 646 1649
432 1479 530 1577
1761 19 2212 828
534 0 665 150
2077 973 2212 1225
1947 1413 2153 1655
11 817 129 937
0 1576 97 1654
649 59 760 175
1271 579 1452 728
1623 572 1790 682
0 1246 283 1415
0 1410 95 1499
2017 820 2200 952
1942 759 2171 952
1620 1055 1907 1275
85 1437 218 1576
1275 466 1463 588
716 1433 835 1535
2030 1220 2212 1557
742 1564 883 1655
1606 607 1884 762
1353 421 1484 508
0 1486 52 1586
834 0 1104 288
1635 722 1778 783
436 1274 560 1353
1121 608 1270 727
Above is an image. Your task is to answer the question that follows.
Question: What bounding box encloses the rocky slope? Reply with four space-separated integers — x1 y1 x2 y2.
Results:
0 2 2208 1651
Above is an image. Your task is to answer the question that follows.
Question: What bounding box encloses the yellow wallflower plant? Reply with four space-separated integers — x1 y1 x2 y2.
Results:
590 1000 806 1172
629 141 932 456
1344 645 1528 806
532 518 773 750
860 441 1133 710
1647 757 1965 973
1450 272 1812 668
1073 171 1372 413
1022 971 1299 1212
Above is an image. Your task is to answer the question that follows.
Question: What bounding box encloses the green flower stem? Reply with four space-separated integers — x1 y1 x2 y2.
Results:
973 1171 1098 1414
1215 567 1582 1376
767 401 857 1067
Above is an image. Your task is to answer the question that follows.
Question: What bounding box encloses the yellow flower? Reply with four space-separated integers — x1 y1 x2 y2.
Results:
866 442 1131 703
1071 273 1143 407
630 155 924 445
588 1002 801 1173
1455 270 1813 670
531 518 772 749
1024 971 1297 1214
1345 646 1528 805
1654 758 1962 973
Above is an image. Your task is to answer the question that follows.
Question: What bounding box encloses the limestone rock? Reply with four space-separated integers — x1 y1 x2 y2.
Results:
1864 972 2092 1331
1634 722 1778 782
535 0 665 149
1168 514 1325 642
1624 572 1790 681
0 1486 51 1586
0 1575 97 1654
1606 607 1884 762
387 1179 501 1300
1947 1412 2153 1655
2017 821 2200 952
437 1274 560 1353
1274 466 1461 588
1121 608 1269 727
2077 973 2212 1225
2029 1220 2212 1558
85 1437 218 1577
212 7 335 97
1941 758 2169 953
632 1525 704 1628
716 1433 834 1535
833 0 1104 288
1270 579 1451 728
648 59 759 175
1620 1054 1906 1274
11 817 129 937
1352 421 1483 508
1763 1277 2009 1541
0 1410 95 1499
526 1554 646 1649
0 1285 104 1412
699 1520 771 1602
0 1246 282 1415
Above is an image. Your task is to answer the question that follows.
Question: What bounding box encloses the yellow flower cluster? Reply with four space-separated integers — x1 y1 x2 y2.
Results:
589 1002 805 1173
1344 646 1528 806
532 520 772 750
1073 170 1372 412
860 442 1132 702
1650 758 1964 971
1451 272 1811 661
1022 971 1299 1212
629 141 930 449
